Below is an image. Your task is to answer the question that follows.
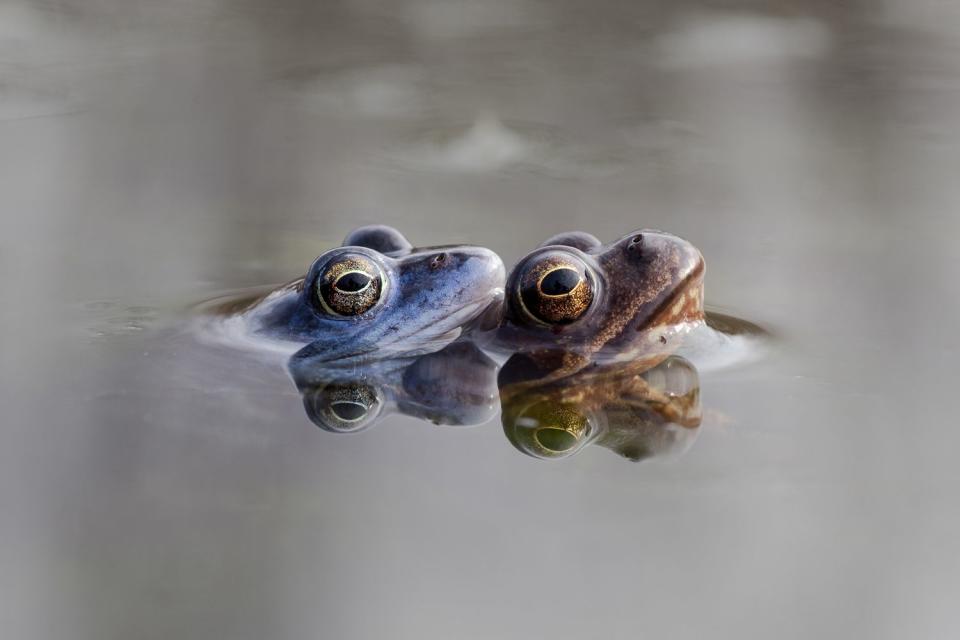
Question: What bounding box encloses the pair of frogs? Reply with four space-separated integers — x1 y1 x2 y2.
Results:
218 225 708 461
235 224 705 376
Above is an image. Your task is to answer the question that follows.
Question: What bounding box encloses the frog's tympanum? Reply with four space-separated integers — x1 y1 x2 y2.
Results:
487 230 704 379
291 340 499 433
227 225 506 364
499 354 701 462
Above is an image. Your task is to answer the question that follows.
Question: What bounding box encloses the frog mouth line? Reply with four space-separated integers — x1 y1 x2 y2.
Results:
644 258 706 330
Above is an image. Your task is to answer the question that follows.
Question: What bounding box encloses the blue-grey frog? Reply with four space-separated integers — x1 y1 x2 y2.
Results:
209 226 505 364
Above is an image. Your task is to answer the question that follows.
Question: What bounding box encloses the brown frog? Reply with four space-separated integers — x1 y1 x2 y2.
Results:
486 229 705 380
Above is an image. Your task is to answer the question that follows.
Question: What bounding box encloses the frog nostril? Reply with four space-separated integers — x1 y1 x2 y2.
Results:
429 253 447 270
627 234 644 254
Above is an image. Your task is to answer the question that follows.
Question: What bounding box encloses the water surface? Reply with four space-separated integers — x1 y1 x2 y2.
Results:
3 1 960 638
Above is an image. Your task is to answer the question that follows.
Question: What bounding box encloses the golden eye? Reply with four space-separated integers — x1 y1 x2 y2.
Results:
503 399 593 459
317 258 383 316
517 255 594 325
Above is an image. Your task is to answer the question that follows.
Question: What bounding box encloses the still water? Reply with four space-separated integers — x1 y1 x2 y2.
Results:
3 1 960 638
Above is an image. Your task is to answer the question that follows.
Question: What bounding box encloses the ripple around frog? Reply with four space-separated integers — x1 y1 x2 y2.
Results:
190 286 309 358
84 300 163 342
672 309 773 374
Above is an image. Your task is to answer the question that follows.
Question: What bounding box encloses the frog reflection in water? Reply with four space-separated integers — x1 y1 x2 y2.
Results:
222 225 505 364
499 354 702 462
291 340 499 432
485 230 705 380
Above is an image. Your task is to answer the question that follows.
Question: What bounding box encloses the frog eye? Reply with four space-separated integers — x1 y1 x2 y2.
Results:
316 257 384 316
504 399 594 459
516 252 595 325
303 383 383 433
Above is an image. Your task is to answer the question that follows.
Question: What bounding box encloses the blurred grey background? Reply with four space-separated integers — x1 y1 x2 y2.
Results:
2 1 959 639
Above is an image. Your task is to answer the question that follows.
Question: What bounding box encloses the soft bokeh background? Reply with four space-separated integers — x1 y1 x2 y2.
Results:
3 1 959 638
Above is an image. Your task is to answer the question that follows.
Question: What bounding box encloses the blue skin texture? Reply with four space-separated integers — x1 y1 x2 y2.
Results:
244 226 505 365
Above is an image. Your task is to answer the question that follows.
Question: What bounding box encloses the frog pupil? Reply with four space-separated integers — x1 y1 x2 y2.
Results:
330 401 368 421
535 427 579 452
540 268 581 295
336 272 371 292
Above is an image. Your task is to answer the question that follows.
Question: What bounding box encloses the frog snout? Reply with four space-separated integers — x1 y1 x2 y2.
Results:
475 246 507 296
631 230 704 285
452 246 506 300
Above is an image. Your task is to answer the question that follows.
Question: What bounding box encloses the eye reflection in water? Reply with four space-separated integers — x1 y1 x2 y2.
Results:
288 339 703 464
498 354 702 462
289 340 500 432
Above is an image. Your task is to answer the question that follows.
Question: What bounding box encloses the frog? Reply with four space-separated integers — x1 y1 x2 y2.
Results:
499 354 702 462
482 229 706 380
291 340 499 433
210 225 506 364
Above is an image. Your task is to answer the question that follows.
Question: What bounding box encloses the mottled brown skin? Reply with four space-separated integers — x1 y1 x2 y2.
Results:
492 229 705 380
499 355 702 462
